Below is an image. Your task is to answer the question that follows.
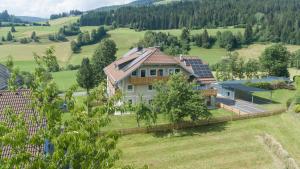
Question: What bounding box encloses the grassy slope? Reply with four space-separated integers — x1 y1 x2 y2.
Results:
117 112 300 169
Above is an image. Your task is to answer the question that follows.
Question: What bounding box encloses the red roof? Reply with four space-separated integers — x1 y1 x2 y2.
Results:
0 90 45 159
104 47 215 85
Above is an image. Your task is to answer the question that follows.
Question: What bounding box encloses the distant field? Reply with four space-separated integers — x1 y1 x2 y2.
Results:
52 70 80 92
0 42 72 67
236 43 300 60
117 112 300 169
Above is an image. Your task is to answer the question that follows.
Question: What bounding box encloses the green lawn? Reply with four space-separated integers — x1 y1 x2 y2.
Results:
189 45 228 65
52 70 80 92
117 112 300 169
253 89 296 111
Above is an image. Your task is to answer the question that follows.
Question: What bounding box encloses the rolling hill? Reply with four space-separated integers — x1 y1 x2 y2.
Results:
16 16 48 23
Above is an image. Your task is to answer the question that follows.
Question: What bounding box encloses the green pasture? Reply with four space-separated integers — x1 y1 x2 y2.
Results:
117 112 300 169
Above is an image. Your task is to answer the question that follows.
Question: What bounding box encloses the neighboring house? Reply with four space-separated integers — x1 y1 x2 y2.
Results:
104 47 217 107
0 90 46 159
0 63 22 90
215 76 291 102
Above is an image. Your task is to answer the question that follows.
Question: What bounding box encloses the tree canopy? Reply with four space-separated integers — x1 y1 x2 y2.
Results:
153 73 211 123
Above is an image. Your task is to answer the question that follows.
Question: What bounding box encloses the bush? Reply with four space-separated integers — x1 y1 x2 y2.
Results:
246 82 273 90
66 64 80 70
294 105 300 113
20 38 31 44
286 98 293 108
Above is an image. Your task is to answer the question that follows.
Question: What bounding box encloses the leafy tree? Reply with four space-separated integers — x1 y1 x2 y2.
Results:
31 31 38 42
5 55 14 71
259 44 290 77
153 73 211 123
70 40 80 53
34 47 60 72
1 58 121 168
134 97 157 127
244 24 253 44
77 58 96 95
92 39 117 83
6 31 13 41
244 59 260 79
11 25 16 32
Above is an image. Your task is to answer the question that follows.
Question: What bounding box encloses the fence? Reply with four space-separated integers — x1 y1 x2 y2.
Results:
218 103 247 115
102 108 286 136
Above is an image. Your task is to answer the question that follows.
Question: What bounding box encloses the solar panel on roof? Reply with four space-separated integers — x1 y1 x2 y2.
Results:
186 59 213 78
123 50 152 71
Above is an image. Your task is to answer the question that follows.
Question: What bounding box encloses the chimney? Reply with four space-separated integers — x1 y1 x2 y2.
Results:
180 55 184 62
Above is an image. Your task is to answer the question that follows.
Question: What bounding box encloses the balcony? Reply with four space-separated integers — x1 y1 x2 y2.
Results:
129 76 169 85
201 89 218 97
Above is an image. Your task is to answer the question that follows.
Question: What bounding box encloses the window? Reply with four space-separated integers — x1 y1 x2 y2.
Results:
127 85 134 92
140 69 146 77
131 70 137 76
150 69 157 76
168 68 175 75
148 85 153 91
128 99 133 105
175 68 181 73
158 69 164 76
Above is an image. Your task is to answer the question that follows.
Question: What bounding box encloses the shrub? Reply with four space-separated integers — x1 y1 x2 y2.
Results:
66 64 80 70
294 104 300 113
20 38 31 44
246 82 273 90
286 98 293 108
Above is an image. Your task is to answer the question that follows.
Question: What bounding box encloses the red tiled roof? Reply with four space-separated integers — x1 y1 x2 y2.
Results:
104 47 215 85
0 90 45 159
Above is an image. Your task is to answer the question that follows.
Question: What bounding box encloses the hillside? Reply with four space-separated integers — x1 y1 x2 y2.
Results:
16 16 48 23
92 0 178 12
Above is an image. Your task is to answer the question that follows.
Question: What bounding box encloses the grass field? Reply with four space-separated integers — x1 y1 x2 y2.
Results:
236 43 300 60
117 112 300 169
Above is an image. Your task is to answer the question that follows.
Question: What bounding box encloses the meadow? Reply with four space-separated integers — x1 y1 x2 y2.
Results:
117 112 300 169
0 17 300 91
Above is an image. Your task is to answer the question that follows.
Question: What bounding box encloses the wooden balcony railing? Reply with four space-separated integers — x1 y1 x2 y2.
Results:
201 89 218 97
129 76 169 85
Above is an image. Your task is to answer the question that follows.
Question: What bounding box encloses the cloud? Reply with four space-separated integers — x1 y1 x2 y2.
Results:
0 0 133 18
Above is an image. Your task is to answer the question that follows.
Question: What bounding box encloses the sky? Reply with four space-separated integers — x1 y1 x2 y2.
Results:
0 0 133 18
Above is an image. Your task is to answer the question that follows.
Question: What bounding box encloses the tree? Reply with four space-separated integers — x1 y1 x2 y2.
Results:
70 40 80 53
31 31 38 42
259 44 290 77
134 97 157 127
92 39 117 83
153 73 211 123
180 27 190 42
6 31 13 41
34 47 60 72
244 59 260 79
5 55 14 71
77 58 96 95
244 24 253 44
1 58 121 168
202 29 211 48
11 25 16 32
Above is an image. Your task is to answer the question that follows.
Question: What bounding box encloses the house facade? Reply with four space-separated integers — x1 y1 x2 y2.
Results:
104 47 217 107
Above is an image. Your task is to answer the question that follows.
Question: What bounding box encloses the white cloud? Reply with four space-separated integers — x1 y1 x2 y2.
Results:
0 0 133 18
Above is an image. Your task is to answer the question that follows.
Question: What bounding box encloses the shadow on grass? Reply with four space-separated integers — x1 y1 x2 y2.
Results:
152 122 228 138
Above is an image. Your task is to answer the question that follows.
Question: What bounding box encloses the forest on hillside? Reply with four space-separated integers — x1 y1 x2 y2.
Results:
80 0 300 45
